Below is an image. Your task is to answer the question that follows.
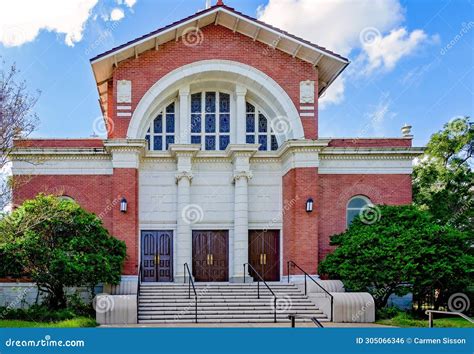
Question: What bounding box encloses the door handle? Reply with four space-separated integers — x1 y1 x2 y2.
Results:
206 254 210 265
155 255 160 264
263 254 267 265
260 254 263 265
210 254 213 265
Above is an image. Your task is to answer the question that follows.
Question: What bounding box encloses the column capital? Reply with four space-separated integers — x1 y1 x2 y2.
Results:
179 85 191 96
175 171 194 184
233 170 253 183
235 85 247 96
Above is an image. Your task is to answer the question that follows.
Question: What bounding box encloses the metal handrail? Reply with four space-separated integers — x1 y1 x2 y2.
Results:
243 263 278 323
183 263 198 323
425 310 474 328
288 314 324 328
136 263 142 321
287 261 334 322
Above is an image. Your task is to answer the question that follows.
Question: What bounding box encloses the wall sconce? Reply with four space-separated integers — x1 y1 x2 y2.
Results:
120 197 128 213
306 198 314 213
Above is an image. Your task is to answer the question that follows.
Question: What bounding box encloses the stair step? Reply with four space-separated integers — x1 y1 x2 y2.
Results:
138 314 327 320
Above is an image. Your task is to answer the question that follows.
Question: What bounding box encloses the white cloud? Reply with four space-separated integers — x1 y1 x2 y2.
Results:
124 0 136 8
0 0 99 47
257 0 434 108
362 28 428 73
361 93 397 136
110 8 125 21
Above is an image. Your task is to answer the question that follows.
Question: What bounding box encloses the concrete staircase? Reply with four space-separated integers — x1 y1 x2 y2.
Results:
138 282 327 323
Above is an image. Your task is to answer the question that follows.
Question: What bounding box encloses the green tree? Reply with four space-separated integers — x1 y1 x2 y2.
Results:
413 116 473 233
319 205 473 310
0 195 126 309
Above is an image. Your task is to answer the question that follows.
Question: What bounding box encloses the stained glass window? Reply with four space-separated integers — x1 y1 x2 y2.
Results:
245 102 279 151
146 102 175 151
190 91 230 150
219 135 230 150
220 114 230 133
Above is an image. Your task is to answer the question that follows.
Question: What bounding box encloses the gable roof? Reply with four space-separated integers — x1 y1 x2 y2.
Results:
90 2 350 113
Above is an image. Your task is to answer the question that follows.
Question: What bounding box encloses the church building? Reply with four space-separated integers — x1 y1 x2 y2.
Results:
12 1 421 287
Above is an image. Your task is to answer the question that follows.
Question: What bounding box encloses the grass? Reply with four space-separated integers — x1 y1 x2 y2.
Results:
0 317 97 328
377 313 474 328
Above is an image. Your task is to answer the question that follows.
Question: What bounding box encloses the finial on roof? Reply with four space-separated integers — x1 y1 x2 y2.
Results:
401 123 413 137
216 0 224 5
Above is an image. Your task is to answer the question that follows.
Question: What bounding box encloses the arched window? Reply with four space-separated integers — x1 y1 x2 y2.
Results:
145 102 176 151
58 195 75 202
346 196 371 227
246 102 278 151
190 91 231 151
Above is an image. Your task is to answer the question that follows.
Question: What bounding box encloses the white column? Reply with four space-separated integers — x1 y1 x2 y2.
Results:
170 145 200 282
232 170 252 282
178 86 190 144
235 86 247 144
176 171 193 282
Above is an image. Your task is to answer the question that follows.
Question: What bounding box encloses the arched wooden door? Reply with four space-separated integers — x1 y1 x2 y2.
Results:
141 231 173 282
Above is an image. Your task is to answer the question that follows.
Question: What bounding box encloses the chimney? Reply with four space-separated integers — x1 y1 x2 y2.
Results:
401 124 413 137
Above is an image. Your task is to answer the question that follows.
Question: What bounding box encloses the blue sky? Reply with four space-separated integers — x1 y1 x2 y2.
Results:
0 0 472 147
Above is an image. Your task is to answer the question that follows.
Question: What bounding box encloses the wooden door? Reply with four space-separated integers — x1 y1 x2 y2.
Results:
248 230 280 281
192 231 229 282
140 231 173 282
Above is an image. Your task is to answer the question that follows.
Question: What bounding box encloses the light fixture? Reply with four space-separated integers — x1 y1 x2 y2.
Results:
306 198 314 213
120 197 128 213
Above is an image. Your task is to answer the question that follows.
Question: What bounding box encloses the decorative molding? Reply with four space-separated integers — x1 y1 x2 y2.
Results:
175 171 194 184
117 105 132 111
117 80 132 103
233 170 253 182
300 112 314 117
300 80 315 104
117 112 132 117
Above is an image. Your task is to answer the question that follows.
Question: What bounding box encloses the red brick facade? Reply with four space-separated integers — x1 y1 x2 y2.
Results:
282 168 319 275
317 174 413 263
109 24 318 139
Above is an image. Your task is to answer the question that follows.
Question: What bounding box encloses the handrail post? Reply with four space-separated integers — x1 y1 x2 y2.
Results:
290 315 295 328
304 274 307 296
428 312 433 328
274 297 277 323
195 295 198 324
183 264 186 284
331 297 334 322
287 261 290 283
257 280 260 299
243 264 246 283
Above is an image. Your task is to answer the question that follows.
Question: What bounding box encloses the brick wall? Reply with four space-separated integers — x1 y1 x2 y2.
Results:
317 174 413 264
282 168 319 275
13 175 114 232
110 24 318 139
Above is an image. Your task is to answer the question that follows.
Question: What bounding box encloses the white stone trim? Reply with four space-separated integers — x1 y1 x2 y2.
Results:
12 159 113 175
299 106 314 111
300 112 314 117
319 158 414 174
127 60 304 142
117 106 132 111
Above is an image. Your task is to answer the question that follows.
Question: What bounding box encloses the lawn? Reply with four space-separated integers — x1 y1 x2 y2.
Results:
0 317 97 328
377 313 474 328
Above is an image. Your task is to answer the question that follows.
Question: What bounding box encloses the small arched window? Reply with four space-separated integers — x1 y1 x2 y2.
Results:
245 102 278 151
58 195 75 202
346 196 371 227
146 102 176 151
